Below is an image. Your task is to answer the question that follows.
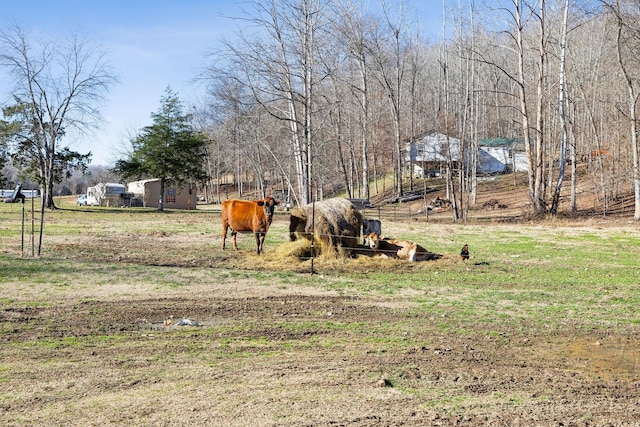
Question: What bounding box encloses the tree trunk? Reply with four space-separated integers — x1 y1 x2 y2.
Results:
360 63 371 201
533 0 547 214
613 4 640 220
550 0 569 215
158 178 165 211
513 0 546 214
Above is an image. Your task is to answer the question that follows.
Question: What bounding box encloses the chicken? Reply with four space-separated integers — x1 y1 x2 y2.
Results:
460 244 469 261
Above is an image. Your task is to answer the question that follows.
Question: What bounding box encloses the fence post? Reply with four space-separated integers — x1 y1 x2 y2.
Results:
310 201 316 275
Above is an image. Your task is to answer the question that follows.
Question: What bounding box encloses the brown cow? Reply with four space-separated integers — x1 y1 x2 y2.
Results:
221 197 280 255
367 232 431 262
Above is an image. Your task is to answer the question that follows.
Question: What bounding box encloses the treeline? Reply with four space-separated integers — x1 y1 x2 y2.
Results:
2 0 639 221
198 0 640 220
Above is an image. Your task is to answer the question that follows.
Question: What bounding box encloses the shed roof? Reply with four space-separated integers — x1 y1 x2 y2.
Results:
479 138 530 151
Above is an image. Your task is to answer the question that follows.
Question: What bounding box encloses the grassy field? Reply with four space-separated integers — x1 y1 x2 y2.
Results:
1 197 640 425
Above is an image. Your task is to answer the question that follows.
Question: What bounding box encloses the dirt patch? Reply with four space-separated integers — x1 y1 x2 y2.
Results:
2 287 640 426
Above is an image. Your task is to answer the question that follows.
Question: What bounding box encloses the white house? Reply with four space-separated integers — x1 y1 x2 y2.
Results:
405 132 461 177
405 132 461 163
406 133 529 176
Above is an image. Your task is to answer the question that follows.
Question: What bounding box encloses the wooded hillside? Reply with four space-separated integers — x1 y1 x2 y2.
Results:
199 0 640 221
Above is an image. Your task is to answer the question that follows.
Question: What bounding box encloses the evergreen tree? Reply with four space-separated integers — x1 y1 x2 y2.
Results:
115 87 209 211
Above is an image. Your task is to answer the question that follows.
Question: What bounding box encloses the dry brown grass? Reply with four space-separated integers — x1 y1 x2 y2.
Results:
2 193 640 426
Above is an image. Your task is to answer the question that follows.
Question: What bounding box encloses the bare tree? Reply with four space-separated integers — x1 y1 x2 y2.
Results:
550 0 570 214
333 0 380 200
449 0 483 221
604 0 640 220
0 26 115 254
563 11 618 214
481 0 549 214
0 27 115 207
367 1 410 198
208 0 331 206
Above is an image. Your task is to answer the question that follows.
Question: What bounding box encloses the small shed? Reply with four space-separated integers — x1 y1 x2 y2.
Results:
128 179 197 210
478 147 507 174
479 138 530 172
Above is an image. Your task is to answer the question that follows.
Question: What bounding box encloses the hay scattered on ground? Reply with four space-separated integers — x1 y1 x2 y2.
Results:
272 239 315 259
271 236 343 260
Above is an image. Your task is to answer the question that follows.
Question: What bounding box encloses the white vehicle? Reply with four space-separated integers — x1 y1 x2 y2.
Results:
86 183 127 206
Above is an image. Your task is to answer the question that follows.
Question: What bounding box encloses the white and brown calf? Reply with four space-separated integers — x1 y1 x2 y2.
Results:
366 232 430 262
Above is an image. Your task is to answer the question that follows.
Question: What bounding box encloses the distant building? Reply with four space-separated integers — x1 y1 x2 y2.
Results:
0 187 39 199
128 179 197 210
405 132 461 177
478 138 529 172
405 132 529 177
477 147 507 174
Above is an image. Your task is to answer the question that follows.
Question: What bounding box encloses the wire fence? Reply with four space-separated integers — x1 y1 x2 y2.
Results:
286 202 446 273
360 204 445 223
287 229 444 275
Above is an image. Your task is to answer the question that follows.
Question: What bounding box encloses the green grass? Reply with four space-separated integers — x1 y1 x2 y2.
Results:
2 201 640 343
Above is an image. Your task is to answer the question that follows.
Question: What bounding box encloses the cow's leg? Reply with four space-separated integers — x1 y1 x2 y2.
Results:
254 232 263 255
403 243 418 262
408 244 417 262
221 221 228 250
231 230 239 250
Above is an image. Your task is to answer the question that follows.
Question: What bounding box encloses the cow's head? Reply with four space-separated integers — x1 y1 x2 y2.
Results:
367 232 381 249
259 196 280 223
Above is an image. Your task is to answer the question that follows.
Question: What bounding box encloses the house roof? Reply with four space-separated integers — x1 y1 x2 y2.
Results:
128 178 160 186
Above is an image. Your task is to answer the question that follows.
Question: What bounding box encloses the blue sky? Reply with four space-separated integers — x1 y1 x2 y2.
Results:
1 0 447 166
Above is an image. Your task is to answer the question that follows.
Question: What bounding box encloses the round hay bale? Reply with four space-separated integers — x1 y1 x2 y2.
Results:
288 198 363 255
